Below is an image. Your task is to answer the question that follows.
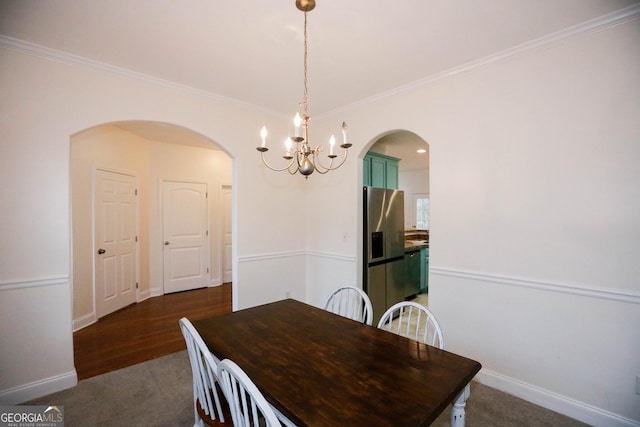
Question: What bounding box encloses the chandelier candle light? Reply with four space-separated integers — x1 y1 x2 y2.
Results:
256 0 351 178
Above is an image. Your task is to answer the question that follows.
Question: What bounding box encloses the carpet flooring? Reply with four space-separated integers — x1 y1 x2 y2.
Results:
27 350 590 426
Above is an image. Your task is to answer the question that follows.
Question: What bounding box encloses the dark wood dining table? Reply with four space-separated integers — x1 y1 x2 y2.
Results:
194 298 481 427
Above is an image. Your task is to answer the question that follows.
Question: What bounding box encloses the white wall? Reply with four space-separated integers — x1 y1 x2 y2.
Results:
0 46 307 404
305 19 640 427
1 12 638 427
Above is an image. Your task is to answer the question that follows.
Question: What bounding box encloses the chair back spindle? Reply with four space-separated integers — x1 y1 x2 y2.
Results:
217 359 281 427
377 301 444 349
324 286 374 326
180 317 228 426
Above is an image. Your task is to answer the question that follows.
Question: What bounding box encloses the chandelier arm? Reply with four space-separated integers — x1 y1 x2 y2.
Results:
312 152 334 174
259 150 297 172
287 165 300 175
329 147 350 170
313 146 350 173
313 165 331 174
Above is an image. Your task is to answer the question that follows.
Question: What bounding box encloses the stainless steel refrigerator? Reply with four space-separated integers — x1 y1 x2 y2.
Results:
363 187 405 325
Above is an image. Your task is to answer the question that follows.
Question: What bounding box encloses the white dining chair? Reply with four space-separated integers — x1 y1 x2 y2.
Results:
377 301 470 427
324 285 374 325
377 301 444 347
217 359 282 427
179 317 229 427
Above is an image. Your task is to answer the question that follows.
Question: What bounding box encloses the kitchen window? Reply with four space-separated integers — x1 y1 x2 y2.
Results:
413 194 429 230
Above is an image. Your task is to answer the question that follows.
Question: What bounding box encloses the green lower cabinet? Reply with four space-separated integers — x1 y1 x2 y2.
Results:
420 248 429 293
405 250 421 297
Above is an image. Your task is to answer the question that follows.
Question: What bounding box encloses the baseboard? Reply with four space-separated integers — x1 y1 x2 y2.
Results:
138 288 152 302
149 286 163 297
476 369 640 427
72 312 96 332
0 370 77 405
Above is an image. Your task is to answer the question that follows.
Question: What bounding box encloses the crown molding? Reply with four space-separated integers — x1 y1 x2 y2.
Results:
0 34 284 117
322 3 640 118
1 4 638 119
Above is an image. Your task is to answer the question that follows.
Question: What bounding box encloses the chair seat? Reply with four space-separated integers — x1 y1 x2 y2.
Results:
196 383 234 426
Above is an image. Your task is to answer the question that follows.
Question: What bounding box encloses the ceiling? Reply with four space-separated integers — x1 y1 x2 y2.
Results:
2 1 636 170
370 131 430 172
1 0 636 117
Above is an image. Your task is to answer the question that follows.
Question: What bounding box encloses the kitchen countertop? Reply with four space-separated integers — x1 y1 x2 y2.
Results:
405 241 429 251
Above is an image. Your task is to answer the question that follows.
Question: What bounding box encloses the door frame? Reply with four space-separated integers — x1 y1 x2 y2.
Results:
220 183 233 284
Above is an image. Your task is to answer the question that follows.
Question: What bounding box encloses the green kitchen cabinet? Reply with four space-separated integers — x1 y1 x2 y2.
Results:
405 249 421 297
420 247 429 293
363 152 399 189
386 159 399 189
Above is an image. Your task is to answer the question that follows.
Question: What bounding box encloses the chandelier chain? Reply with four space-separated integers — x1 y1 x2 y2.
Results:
256 1 349 178
301 11 309 116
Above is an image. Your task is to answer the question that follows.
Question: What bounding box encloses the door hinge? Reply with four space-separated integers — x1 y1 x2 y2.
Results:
135 188 138 196
207 268 209 273
136 282 139 289
206 230 209 236
135 236 138 242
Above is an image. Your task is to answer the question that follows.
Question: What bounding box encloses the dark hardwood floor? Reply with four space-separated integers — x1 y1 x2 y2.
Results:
73 283 232 380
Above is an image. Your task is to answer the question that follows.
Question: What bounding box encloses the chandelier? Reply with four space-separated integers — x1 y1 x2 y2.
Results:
256 0 351 178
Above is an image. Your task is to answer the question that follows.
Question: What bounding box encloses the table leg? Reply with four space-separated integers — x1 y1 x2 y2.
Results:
450 383 471 427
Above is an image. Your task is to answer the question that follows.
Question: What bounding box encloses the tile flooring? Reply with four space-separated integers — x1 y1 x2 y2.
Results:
385 292 442 346
412 292 429 307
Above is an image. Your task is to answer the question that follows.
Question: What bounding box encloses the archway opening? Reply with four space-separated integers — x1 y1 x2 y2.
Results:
360 130 430 321
70 120 233 378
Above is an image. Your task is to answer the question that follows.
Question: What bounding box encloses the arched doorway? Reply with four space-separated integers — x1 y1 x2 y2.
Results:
360 130 430 319
70 121 233 329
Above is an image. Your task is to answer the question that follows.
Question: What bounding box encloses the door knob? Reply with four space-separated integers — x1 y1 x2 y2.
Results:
97 248 106 254
164 241 170 246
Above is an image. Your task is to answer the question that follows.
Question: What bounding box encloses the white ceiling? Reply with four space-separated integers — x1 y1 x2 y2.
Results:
2 1 636 169
370 131 431 172
1 0 636 117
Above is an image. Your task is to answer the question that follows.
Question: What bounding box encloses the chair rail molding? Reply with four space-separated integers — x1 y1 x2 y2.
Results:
238 250 354 264
430 266 640 305
0 275 69 292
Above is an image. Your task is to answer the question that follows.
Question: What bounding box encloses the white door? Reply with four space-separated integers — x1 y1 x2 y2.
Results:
221 185 233 283
162 181 209 294
95 169 138 318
